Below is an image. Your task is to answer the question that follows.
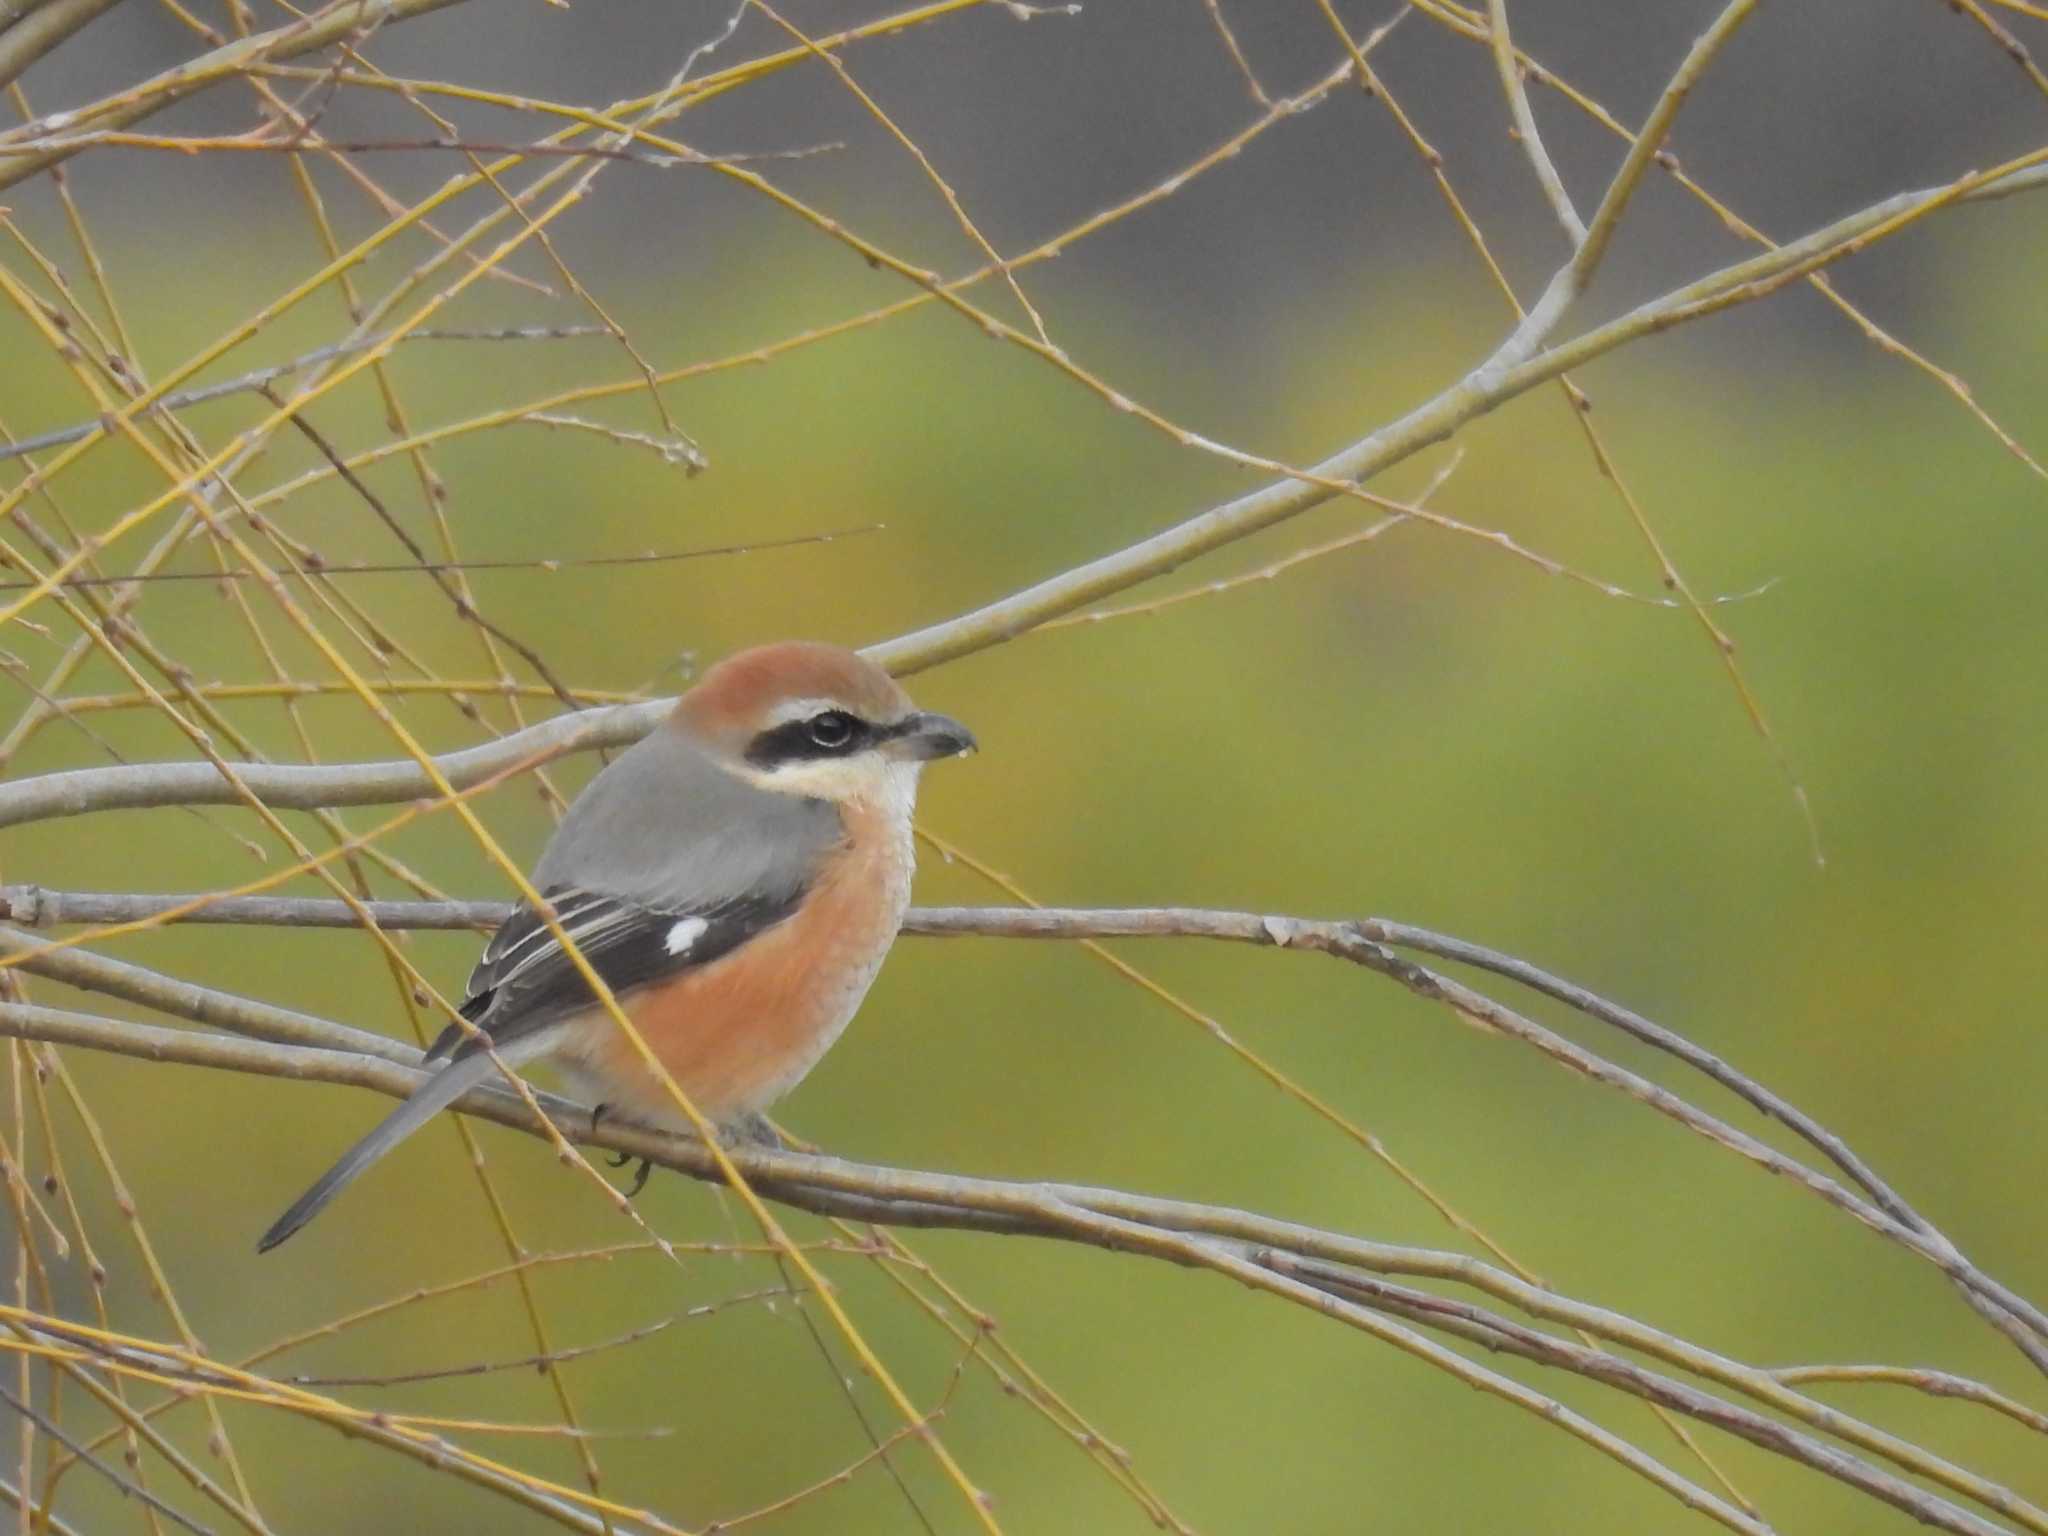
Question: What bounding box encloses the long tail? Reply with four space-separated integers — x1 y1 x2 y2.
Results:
257 1052 501 1253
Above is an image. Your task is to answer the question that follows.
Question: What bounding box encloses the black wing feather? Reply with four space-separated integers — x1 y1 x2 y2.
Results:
425 885 804 1063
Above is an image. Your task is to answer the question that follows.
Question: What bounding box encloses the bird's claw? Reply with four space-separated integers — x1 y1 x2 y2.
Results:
590 1102 653 1196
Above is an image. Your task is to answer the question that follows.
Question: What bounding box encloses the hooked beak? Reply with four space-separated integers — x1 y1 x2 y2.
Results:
883 711 977 762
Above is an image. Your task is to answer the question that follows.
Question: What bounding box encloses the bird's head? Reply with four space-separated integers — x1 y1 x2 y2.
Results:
673 641 976 805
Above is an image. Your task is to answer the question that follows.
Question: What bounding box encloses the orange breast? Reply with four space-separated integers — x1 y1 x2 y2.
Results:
555 795 914 1129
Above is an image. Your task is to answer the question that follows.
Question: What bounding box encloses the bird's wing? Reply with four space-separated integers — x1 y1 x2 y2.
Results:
428 726 842 1061
425 886 804 1061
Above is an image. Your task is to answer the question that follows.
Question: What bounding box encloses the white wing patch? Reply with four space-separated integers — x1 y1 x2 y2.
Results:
664 916 710 956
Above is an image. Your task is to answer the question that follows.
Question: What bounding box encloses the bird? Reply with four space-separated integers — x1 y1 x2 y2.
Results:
257 641 975 1252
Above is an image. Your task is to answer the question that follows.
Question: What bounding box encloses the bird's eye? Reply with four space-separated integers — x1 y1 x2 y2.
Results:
806 710 856 749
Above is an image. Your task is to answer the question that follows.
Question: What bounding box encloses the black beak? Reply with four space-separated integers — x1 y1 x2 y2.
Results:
886 711 977 761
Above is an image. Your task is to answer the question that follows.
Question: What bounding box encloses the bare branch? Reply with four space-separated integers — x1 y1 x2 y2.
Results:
1263 1263 2024 1536
0 0 122 94
0 1476 81 1536
0 129 838 168
866 155 2048 678
0 327 610 464
1770 1364 2048 1439
1485 0 1585 243
0 528 868 590
0 1000 2037 1536
4 151 2044 831
0 921 416 1063
1331 924 2048 1368
0 887 508 931
283 1300 769 1387
0 0 468 188
0 0 980 195
1568 0 1759 293
8 891 2042 1371
0 1375 214 1536
0 701 669 829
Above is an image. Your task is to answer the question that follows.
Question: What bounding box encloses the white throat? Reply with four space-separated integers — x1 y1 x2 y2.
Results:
734 753 924 815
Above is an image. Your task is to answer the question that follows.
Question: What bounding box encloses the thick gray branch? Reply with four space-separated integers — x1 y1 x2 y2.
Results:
0 922 414 1062
0 0 124 93
0 701 668 829
0 1000 2035 1536
6 893 2042 1372
0 887 509 930
0 166 2029 801
867 157 2048 678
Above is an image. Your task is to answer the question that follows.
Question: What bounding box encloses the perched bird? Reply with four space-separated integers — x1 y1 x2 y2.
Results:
258 641 975 1252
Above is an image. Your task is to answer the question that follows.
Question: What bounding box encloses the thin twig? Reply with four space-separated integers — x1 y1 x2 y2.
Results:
285 1303 761 1388
0 1378 214 1536
1485 0 1584 243
1197 0 1273 105
1770 1364 2048 1438
0 0 472 191
257 384 585 712
1569 0 1759 294
0 1474 82 1536
0 527 877 590
0 327 608 463
751 0 1051 346
0 129 838 167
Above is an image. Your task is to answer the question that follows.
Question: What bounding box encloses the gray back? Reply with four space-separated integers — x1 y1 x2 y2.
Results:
534 729 840 907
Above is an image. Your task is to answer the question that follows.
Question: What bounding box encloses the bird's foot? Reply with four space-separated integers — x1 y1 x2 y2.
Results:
717 1111 785 1150
589 1102 654 1195
619 1157 653 1199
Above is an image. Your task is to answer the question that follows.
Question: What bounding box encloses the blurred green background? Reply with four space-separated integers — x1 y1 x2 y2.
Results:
2 5 2047 1532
